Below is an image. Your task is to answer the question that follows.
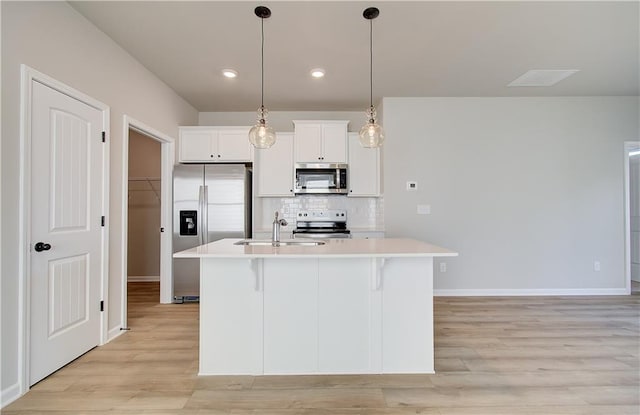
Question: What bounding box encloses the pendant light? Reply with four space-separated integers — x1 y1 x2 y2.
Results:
248 6 276 149
359 7 385 148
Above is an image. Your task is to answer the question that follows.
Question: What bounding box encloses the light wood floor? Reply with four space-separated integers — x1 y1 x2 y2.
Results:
5 282 639 414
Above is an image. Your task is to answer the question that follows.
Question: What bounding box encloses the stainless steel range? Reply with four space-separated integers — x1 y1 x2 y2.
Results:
292 209 351 239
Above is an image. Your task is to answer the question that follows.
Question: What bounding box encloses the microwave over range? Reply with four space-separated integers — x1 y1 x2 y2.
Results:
294 163 348 195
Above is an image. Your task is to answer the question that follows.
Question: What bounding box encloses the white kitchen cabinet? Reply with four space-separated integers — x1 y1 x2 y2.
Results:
318 259 374 373
293 120 348 163
179 126 252 162
199 259 263 375
263 259 318 374
348 132 381 196
255 132 294 197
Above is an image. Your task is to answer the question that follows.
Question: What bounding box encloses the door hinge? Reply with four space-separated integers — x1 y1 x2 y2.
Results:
102 131 106 143
100 300 104 312
101 216 105 227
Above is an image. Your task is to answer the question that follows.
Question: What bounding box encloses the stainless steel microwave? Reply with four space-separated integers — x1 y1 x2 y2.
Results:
294 163 348 195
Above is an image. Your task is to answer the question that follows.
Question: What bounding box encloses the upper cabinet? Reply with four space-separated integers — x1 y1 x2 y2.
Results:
348 132 381 197
293 120 348 163
256 132 294 197
179 126 252 163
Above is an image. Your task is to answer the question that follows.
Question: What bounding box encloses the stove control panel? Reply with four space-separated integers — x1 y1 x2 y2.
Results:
297 209 347 222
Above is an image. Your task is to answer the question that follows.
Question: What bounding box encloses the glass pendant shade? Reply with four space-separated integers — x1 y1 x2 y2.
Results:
248 106 276 148
249 6 275 149
359 120 385 148
358 106 385 148
360 7 384 148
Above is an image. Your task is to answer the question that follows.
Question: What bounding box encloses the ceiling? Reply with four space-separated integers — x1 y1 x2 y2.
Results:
69 1 639 112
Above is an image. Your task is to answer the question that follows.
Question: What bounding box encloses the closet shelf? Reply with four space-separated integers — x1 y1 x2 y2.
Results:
128 177 161 202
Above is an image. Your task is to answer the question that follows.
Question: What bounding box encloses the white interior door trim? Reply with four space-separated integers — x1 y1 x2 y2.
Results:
121 116 175 324
624 141 640 293
18 64 110 396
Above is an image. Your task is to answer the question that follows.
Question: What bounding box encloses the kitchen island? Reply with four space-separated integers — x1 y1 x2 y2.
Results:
174 238 457 376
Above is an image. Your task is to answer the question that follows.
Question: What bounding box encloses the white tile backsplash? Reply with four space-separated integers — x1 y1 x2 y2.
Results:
256 196 384 231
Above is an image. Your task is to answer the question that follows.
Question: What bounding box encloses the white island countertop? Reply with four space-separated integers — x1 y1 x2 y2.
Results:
174 237 458 259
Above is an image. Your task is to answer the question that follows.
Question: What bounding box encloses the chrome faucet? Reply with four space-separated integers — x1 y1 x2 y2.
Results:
272 211 288 246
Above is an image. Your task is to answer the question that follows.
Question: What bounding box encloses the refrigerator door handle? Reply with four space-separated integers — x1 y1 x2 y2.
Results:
198 185 205 246
203 185 209 245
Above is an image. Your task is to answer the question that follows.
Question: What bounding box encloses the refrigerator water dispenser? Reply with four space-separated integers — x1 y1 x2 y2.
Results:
179 210 198 236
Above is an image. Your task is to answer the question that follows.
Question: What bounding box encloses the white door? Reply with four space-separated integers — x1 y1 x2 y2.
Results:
217 128 252 161
294 123 323 162
30 81 105 385
348 132 380 196
320 124 347 163
256 132 294 196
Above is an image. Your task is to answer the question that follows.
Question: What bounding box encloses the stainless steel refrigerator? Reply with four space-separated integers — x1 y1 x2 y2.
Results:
173 164 252 301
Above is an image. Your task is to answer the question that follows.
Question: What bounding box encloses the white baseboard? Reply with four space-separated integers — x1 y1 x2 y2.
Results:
434 288 629 296
107 326 126 343
127 275 159 282
1 381 22 409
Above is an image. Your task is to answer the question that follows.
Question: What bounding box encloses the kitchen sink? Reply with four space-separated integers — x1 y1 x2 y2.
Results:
234 239 325 246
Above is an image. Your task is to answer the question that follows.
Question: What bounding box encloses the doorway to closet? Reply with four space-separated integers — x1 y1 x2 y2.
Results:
127 129 162 310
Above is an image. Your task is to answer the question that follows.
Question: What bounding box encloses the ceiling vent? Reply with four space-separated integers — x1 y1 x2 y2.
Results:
508 69 580 87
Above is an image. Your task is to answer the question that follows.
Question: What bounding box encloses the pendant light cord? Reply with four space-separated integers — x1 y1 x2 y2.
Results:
369 18 373 109
261 16 265 110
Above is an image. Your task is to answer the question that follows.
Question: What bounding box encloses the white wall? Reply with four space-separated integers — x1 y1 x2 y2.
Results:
199 111 364 132
1 1 198 403
382 97 639 294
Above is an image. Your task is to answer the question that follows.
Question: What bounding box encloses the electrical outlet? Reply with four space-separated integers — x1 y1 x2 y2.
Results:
439 262 447 273
594 261 601 272
417 205 431 215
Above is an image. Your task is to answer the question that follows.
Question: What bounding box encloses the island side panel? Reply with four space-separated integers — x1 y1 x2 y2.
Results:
263 258 319 374
381 257 434 373
318 258 374 374
199 258 263 375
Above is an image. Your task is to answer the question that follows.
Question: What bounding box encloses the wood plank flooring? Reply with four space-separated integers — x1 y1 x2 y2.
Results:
5 282 639 414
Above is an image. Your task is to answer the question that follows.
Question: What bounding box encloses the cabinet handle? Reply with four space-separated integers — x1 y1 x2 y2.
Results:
217 154 221 158
210 154 214 158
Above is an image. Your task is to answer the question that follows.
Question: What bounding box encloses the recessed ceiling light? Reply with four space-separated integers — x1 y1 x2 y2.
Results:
222 69 238 79
310 68 325 78
508 69 580 87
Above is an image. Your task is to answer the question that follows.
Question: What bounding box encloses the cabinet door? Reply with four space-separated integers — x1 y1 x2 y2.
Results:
256 132 294 196
348 132 380 196
199 259 263 375
321 123 347 163
179 129 216 162
217 128 252 161
381 257 434 373
263 258 318 374
318 259 373 373
294 123 323 162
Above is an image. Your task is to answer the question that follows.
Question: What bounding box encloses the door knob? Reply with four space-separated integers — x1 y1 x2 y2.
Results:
34 242 51 252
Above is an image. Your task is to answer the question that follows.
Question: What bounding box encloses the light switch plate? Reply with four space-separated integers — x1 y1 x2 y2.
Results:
406 181 418 191
417 205 431 215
